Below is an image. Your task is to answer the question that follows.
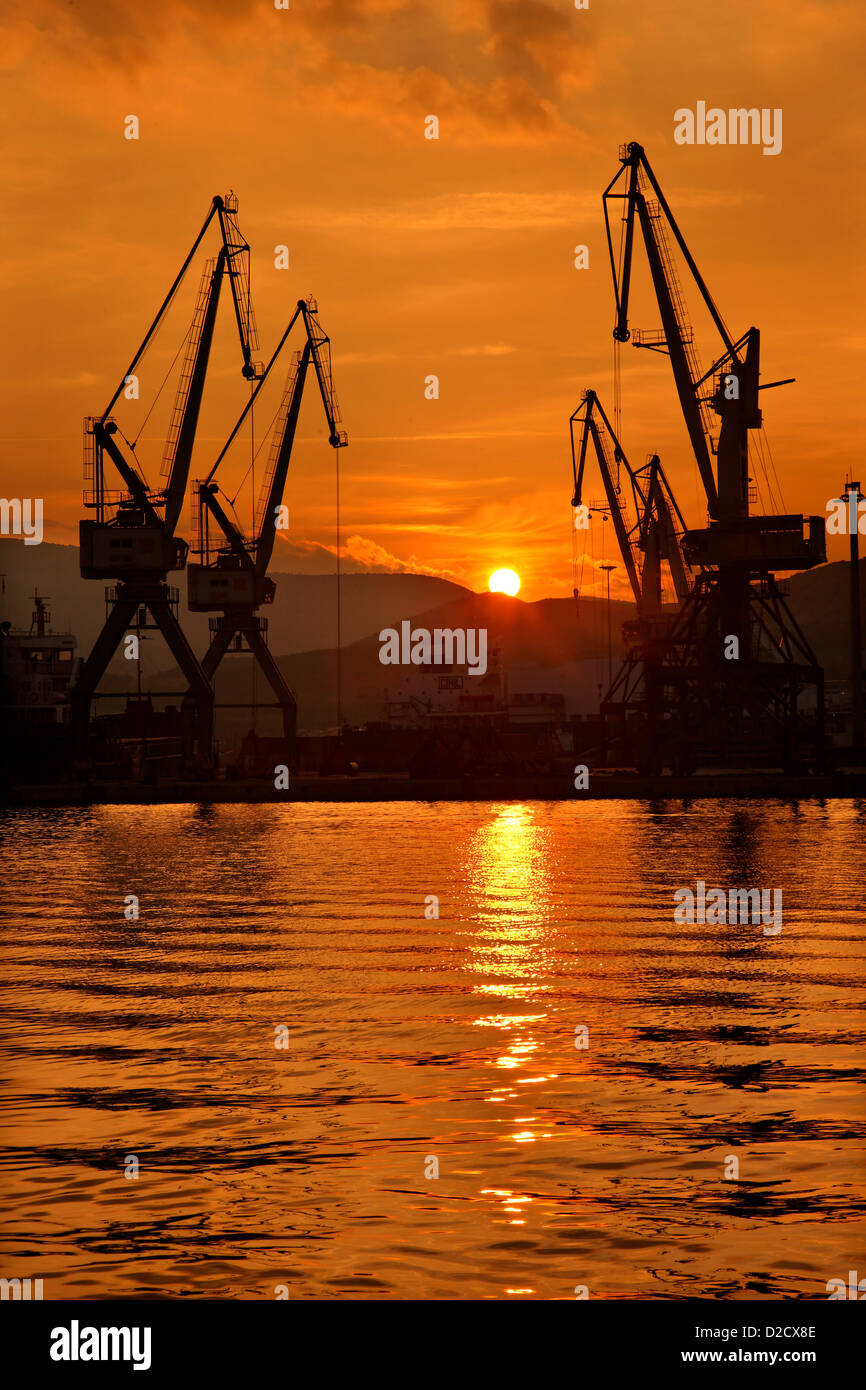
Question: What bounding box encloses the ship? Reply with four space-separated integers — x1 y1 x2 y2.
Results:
0 590 78 782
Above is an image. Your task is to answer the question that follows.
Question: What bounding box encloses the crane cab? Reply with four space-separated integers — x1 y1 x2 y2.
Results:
79 521 187 580
187 564 274 611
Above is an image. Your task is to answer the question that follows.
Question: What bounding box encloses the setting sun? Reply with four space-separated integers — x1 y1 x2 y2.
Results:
488 568 521 597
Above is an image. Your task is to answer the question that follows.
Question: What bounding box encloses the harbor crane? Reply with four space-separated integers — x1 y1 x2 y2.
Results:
72 194 261 766
186 296 347 748
570 388 693 629
596 142 826 772
570 389 696 756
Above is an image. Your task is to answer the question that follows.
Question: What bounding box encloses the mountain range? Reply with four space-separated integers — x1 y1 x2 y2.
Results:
2 540 863 736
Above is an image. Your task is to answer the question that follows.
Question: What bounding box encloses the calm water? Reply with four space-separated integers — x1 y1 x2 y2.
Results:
0 800 864 1301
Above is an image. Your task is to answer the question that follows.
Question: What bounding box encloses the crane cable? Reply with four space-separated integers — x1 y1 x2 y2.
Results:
613 206 626 456
766 430 785 510
571 494 584 618
336 445 342 731
594 511 605 694
113 316 192 499
132 323 190 457
249 373 257 731
229 394 284 511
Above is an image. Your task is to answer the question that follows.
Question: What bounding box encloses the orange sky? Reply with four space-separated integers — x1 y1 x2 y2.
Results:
3 0 865 600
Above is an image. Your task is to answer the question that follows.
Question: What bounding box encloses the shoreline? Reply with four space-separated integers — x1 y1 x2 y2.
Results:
6 770 866 806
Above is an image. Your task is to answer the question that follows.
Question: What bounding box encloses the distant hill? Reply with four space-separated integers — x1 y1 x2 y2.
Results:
4 538 863 739
161 589 634 736
276 590 633 731
786 559 866 680
177 561 866 737
0 541 469 659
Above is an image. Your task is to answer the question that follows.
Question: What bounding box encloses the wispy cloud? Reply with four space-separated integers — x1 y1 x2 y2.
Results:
342 532 459 578
298 190 596 232
274 529 459 580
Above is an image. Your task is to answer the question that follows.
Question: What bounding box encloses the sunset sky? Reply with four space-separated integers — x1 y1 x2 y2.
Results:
3 0 865 600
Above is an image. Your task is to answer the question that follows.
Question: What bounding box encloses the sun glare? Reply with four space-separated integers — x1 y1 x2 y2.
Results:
488 568 521 596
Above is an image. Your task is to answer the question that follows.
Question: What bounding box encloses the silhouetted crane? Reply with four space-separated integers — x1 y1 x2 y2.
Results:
72 194 261 767
596 143 826 772
570 388 692 622
187 296 347 750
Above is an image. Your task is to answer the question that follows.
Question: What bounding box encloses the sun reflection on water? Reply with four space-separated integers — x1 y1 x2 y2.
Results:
461 803 558 1002
459 804 566 1244
1 799 862 1299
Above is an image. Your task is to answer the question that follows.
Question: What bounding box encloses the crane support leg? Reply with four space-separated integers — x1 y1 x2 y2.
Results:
71 595 138 760
72 584 214 768
200 621 235 680
148 596 214 763
246 626 297 746
181 621 233 759
193 616 298 752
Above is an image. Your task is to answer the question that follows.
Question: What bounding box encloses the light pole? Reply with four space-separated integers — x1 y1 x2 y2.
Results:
600 563 616 688
845 480 863 749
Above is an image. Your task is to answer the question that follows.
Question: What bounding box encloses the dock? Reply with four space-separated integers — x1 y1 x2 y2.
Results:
7 770 866 806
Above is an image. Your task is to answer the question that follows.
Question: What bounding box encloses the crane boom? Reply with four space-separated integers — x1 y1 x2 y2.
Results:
298 298 347 449
605 144 733 354
160 251 226 535
185 296 348 751
604 145 722 516
196 297 347 577
254 345 311 576
570 389 692 615
252 301 347 576
96 194 261 540
217 198 260 380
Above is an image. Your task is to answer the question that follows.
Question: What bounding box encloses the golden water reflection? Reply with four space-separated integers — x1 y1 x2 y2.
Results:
461 805 569 1259
462 805 558 1008
1 799 863 1299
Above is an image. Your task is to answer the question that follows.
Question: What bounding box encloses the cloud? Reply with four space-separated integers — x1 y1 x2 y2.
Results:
453 343 516 357
337 349 402 367
295 0 412 33
299 190 596 232
339 343 516 365
274 529 458 580
481 0 594 89
342 533 459 579
29 0 591 145
29 0 260 63
346 472 517 489
310 59 566 144
353 429 560 442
